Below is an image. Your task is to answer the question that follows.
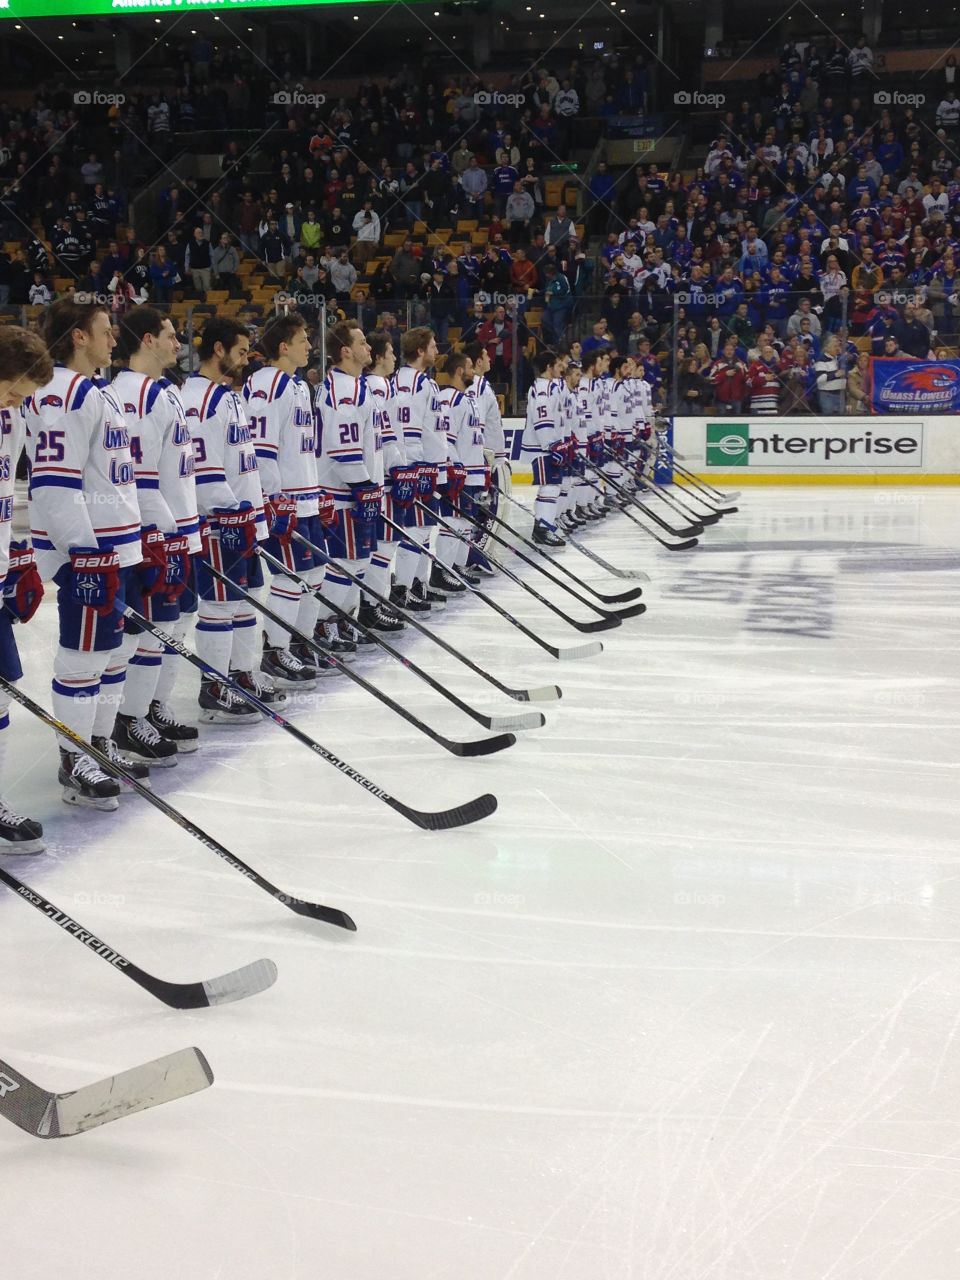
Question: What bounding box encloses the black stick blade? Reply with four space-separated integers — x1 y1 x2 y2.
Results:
287 900 358 931
595 588 644 604
451 731 517 758
574 614 622 633
665 538 700 552
612 602 647 620
398 791 498 830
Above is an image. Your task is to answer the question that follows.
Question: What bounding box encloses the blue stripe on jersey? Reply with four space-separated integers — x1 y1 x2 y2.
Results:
136 478 161 490
30 475 83 491
254 445 279 458
196 473 229 484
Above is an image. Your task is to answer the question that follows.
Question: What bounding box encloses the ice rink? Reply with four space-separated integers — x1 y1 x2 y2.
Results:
2 485 959 1279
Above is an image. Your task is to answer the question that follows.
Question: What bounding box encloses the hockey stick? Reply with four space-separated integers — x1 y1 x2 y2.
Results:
477 487 644 605
292 530 565 695
580 477 699 551
0 863 276 1008
257 546 544 734
0 676 355 931
562 532 649 581
372 519 602 661
654 439 740 507
584 464 702 538
416 502 624 635
0 1047 214 1139
619 447 724 525
122 610 496 831
203 556 515 758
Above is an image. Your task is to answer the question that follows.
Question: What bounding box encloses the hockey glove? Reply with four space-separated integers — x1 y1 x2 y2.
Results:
163 534 192 599
213 502 257 559
350 482 384 524
68 546 120 616
139 525 168 596
317 491 337 528
545 441 567 486
389 464 420 509
3 540 44 624
266 495 298 544
587 431 605 466
444 462 468 504
416 464 439 500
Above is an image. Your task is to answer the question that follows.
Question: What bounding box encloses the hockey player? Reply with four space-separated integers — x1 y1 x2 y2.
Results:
112 307 200 762
579 349 612 515
464 340 505 576
390 327 448 606
604 356 633 496
557 360 591 531
314 321 382 640
629 359 655 489
522 350 566 548
25 299 143 809
181 317 270 723
0 326 53 849
362 329 408 630
436 352 486 585
244 313 323 686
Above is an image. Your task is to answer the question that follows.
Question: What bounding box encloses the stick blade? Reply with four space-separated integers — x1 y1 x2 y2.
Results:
452 731 517 757
515 684 562 702
289 899 358 931
613 602 647 620
555 640 604 660
665 538 699 552
594 588 643 604
574 614 621 633
487 710 545 731
48 1047 214 1138
201 957 278 1006
403 791 498 830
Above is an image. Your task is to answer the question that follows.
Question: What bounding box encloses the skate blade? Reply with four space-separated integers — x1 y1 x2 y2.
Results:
0 838 46 856
61 789 120 812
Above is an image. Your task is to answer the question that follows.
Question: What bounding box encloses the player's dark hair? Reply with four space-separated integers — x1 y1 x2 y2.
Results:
580 350 599 374
400 325 435 362
42 299 109 364
327 320 363 365
261 313 308 360
114 305 167 361
445 351 469 382
463 341 485 364
0 324 54 387
366 329 393 366
198 316 248 361
609 355 626 377
532 350 555 377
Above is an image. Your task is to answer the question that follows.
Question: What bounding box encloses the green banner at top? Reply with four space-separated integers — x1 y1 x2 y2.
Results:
1 0 387 17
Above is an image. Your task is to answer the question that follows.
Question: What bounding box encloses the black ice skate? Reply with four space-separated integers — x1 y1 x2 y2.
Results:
58 749 121 812
113 713 179 768
198 675 261 724
0 798 44 855
147 700 200 753
92 735 152 791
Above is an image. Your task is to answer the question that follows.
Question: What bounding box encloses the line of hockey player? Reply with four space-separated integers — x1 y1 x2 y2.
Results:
0 303 655 853
0 307 510 847
522 347 655 549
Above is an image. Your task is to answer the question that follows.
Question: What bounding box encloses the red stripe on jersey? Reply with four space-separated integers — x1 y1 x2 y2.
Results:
270 369 284 401
199 381 218 420
138 375 151 418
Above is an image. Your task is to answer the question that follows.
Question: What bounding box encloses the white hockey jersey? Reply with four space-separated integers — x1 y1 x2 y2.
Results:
521 377 562 455
365 373 404 475
607 377 632 439
25 365 142 579
180 373 266 539
315 368 377 501
112 369 201 554
243 366 318 516
631 375 654 433
437 386 485 484
0 408 22 584
391 366 446 465
467 375 505 463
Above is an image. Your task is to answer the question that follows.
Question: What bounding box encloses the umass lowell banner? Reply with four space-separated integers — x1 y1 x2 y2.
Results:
869 359 960 414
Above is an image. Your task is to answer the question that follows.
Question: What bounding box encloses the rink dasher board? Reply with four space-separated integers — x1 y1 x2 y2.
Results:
669 414 960 484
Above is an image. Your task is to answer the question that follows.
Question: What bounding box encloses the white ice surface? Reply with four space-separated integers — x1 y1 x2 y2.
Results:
2 486 959 1279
